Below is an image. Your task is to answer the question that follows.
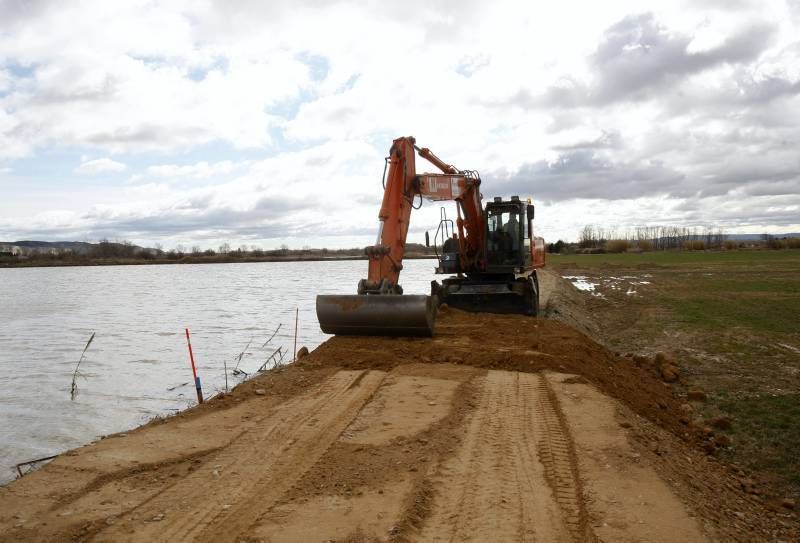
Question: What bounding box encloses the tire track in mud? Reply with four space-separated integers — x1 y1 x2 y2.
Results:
419 371 588 542
47 446 224 513
94 370 386 543
533 374 596 542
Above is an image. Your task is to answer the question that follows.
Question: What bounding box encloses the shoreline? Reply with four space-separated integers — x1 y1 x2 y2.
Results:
0 253 437 269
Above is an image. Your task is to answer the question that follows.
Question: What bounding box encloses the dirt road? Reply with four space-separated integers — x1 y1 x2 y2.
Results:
1 272 796 541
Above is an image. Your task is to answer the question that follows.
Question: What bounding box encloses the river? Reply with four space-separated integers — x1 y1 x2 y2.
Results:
0 259 439 484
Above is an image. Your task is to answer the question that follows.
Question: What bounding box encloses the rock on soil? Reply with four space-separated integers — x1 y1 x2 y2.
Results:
709 416 733 430
687 389 708 402
655 352 681 383
715 434 734 447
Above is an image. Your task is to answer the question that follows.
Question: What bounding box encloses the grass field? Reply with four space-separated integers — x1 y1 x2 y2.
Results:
549 249 800 495
550 248 800 267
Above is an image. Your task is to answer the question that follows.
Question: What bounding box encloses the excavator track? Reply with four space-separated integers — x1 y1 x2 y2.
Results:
433 273 540 316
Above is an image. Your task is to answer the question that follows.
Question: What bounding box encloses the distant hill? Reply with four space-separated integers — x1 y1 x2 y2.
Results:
726 233 800 241
6 241 96 254
0 240 149 256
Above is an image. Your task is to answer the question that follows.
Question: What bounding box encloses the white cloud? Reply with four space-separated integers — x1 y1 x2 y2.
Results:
75 157 127 175
146 160 241 179
0 0 799 246
0 1 312 154
0 69 10 93
0 139 389 247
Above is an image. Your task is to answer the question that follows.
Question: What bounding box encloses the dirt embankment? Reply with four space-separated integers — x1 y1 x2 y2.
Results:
0 276 797 542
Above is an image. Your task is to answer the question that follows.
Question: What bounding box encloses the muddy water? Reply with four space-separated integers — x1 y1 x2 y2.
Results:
0 259 438 484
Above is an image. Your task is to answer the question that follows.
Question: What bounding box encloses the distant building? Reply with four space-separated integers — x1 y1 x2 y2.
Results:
0 244 22 256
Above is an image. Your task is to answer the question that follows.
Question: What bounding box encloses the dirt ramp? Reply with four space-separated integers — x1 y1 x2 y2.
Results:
547 372 705 542
419 371 580 542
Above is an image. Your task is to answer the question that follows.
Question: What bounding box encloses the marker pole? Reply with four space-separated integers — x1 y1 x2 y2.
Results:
185 328 204 404
293 308 299 363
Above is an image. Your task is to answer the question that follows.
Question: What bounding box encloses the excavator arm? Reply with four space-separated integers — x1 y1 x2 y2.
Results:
417 170 484 273
359 137 417 294
360 136 484 294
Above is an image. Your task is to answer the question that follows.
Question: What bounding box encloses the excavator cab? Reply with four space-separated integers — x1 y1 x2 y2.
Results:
486 196 533 273
432 195 542 316
432 196 534 272
485 197 528 270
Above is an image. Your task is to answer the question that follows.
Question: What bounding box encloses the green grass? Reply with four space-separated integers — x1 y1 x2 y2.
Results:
664 295 800 334
716 393 800 489
691 278 800 294
549 248 800 494
551 249 800 334
548 248 800 268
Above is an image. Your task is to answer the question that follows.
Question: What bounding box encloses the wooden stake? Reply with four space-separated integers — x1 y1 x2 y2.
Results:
70 332 95 400
185 328 204 404
293 307 299 363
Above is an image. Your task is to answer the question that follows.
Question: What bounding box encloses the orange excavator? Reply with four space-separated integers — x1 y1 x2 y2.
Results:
317 136 546 336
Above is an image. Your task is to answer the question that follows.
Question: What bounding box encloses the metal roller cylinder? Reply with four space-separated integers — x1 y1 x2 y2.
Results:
316 294 436 337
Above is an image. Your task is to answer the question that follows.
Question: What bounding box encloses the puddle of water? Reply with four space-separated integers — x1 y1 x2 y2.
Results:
562 276 598 292
562 276 605 297
563 274 653 298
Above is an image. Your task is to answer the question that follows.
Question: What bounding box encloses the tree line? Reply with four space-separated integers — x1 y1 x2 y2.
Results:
0 239 435 266
578 224 727 252
543 225 800 254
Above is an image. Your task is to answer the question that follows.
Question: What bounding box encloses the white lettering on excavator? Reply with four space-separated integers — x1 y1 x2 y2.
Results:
375 220 384 245
451 177 460 198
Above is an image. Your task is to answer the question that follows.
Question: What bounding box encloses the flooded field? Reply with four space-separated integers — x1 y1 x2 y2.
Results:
0 260 438 484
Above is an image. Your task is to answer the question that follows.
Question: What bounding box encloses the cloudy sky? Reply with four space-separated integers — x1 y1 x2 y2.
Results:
1 0 799 249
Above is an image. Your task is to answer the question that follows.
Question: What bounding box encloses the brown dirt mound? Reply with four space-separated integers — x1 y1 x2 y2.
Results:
306 307 691 441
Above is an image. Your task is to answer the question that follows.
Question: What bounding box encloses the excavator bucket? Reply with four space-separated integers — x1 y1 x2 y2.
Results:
316 294 437 337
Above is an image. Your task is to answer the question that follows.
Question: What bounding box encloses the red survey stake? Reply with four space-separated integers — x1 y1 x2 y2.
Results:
184 328 204 404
